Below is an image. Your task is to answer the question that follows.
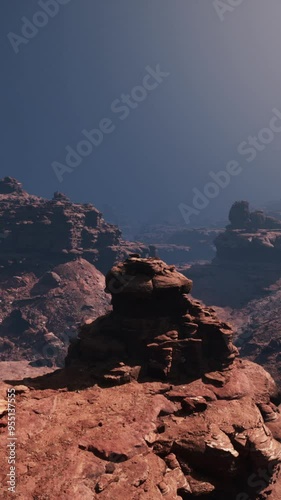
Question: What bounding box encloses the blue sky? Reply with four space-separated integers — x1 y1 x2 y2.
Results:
1 0 281 228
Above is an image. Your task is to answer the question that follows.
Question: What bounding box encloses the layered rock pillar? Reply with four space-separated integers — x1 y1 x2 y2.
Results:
67 256 238 382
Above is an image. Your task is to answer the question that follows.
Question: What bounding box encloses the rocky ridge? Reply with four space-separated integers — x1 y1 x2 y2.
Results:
0 177 148 366
0 258 110 367
215 201 281 261
0 177 147 273
0 200 281 497
184 201 281 391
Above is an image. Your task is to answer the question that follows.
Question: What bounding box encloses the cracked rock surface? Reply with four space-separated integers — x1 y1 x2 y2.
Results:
0 359 280 499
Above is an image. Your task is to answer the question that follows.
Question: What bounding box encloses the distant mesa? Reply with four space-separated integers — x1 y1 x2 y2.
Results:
184 200 281 391
215 200 281 261
228 200 281 230
0 176 147 273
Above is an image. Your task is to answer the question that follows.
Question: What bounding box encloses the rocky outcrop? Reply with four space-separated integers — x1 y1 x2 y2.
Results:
0 177 147 273
215 229 281 261
0 258 111 367
215 201 281 261
1 257 280 499
228 201 281 231
0 364 281 499
0 177 149 366
66 256 238 382
182 202 281 392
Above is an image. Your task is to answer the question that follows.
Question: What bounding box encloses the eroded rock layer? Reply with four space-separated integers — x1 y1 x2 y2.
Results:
0 258 110 367
0 177 147 273
184 201 281 391
0 177 148 365
66 256 238 382
215 201 281 261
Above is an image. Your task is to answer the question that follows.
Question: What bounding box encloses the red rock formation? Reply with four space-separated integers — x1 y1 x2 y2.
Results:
66 256 238 382
0 177 148 366
183 202 281 392
0 258 111 366
215 201 281 261
0 176 147 273
0 257 280 499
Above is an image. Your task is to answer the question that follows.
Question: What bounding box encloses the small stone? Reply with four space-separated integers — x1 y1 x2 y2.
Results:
105 463 115 474
203 372 226 386
158 481 170 495
165 453 180 470
181 396 207 414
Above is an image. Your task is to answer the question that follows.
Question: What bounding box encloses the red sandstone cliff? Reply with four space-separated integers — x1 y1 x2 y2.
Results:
0 177 148 366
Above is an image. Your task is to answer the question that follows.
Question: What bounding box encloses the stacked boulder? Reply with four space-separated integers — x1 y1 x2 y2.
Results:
67 256 238 383
64 256 281 498
215 201 281 261
228 201 281 231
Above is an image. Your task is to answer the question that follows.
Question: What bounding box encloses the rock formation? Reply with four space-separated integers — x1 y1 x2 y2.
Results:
0 177 148 366
182 202 281 392
0 258 111 367
1 256 280 499
0 177 147 273
215 201 281 261
228 201 281 231
66 256 238 383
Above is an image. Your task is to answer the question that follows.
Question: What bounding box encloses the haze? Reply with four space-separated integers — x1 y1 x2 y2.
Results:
1 0 281 230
